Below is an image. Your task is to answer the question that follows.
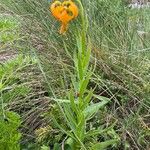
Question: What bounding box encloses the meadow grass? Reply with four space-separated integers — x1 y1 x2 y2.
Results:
0 0 150 149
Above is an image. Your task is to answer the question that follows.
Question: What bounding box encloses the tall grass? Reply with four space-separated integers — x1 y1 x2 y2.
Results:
1 0 150 149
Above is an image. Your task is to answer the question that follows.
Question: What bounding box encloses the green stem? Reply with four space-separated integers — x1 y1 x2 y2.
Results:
76 0 88 56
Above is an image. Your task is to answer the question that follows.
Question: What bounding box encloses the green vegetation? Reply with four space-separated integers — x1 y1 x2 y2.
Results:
0 111 21 150
0 0 150 150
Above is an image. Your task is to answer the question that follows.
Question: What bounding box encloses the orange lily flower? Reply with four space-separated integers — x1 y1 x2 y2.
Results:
50 0 79 34
62 0 78 18
50 1 63 20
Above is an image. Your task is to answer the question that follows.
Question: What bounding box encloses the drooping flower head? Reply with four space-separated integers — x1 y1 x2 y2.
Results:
50 0 79 34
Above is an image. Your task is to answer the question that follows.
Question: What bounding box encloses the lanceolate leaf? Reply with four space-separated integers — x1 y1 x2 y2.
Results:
63 104 77 131
91 139 118 150
76 113 85 141
83 47 91 74
85 120 117 137
82 90 93 110
78 54 84 80
69 89 78 114
84 100 109 120
52 115 76 141
93 94 111 103
79 72 92 97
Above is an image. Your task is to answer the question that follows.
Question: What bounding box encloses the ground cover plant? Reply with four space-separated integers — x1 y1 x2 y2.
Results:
0 13 50 149
0 0 150 150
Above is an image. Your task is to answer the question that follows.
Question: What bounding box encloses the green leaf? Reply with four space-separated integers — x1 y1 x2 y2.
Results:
65 137 74 150
86 120 117 137
69 89 78 114
0 83 3 91
78 54 84 80
53 143 61 150
82 90 93 110
40 145 50 150
63 104 77 131
84 100 109 120
91 139 118 150
93 94 111 102
83 47 91 74
52 98 70 103
52 115 76 141
52 98 78 104
70 74 78 92
73 51 78 75
76 34 83 55
86 128 106 138
63 41 73 60
79 72 92 97
76 113 85 140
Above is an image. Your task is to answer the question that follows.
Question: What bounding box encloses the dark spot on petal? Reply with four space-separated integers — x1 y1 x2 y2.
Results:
66 10 73 16
63 2 70 7
67 3 71 7
55 3 61 8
